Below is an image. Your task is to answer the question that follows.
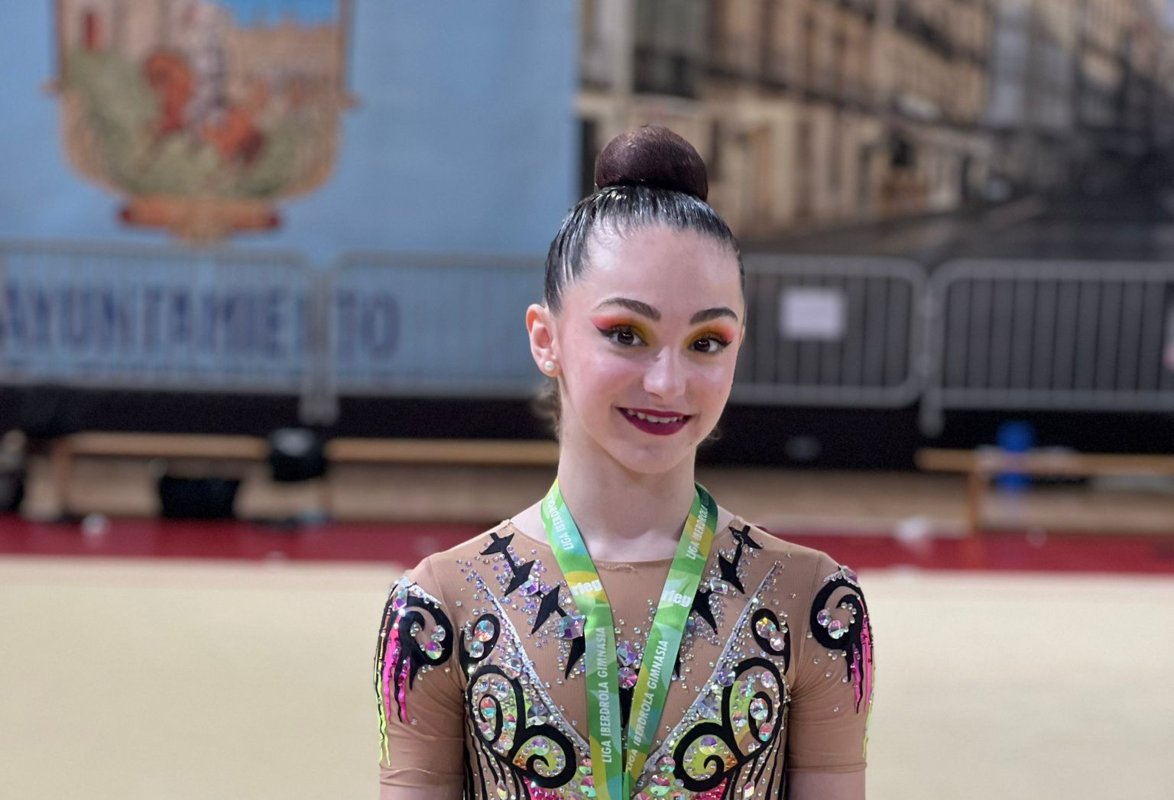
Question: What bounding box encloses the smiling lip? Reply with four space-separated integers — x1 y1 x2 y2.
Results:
619 407 692 436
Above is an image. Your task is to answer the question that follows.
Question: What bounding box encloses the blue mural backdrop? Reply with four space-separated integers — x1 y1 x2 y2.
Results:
0 1 576 410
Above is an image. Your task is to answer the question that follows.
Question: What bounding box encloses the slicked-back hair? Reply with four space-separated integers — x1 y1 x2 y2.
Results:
542 184 743 313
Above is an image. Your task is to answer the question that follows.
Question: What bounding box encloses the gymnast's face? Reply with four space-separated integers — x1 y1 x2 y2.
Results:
528 224 745 476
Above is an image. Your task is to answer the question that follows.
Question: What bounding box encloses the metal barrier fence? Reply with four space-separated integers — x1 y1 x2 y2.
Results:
0 243 548 425
921 259 1174 434
7 239 1172 437
0 244 935 422
735 255 927 407
328 253 543 397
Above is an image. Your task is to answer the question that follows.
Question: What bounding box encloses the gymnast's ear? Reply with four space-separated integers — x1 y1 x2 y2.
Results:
526 304 559 376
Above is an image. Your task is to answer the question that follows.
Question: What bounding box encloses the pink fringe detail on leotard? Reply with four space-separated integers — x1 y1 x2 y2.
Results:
853 609 874 712
382 624 402 721
396 658 409 720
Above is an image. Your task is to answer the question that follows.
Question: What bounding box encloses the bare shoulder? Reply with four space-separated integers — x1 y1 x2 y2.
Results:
722 512 847 574
505 499 547 549
398 520 519 593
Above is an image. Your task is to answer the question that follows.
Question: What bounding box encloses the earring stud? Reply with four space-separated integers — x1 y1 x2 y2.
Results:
543 360 556 374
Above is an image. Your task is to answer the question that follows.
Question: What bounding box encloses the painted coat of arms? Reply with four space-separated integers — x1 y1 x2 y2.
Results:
54 0 353 241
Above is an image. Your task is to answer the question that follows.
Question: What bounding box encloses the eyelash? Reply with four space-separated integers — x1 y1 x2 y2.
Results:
598 325 731 354
691 334 731 354
600 325 645 347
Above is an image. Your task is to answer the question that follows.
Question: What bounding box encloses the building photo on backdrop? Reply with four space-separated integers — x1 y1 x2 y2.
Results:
1 2 1173 800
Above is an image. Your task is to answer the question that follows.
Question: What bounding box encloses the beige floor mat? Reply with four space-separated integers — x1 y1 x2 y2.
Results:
1 558 1171 799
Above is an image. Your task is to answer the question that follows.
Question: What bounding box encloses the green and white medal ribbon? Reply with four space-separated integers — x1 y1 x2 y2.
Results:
541 480 718 800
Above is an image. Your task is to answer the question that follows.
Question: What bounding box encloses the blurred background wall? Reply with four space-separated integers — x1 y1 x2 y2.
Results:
2 0 1174 471
3 10 1171 799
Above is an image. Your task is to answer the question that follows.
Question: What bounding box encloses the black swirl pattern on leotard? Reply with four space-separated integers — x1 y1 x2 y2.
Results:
672 656 787 795
460 613 500 673
809 568 874 713
375 582 455 724
749 608 790 669
466 663 576 793
380 526 867 799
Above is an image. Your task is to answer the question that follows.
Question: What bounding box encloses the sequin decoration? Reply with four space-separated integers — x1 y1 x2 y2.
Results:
696 784 728 800
618 666 638 689
513 734 569 779
459 565 581 795
750 608 789 664
657 562 792 798
616 641 639 667
390 589 408 612
471 672 522 753
559 614 585 640
707 577 734 595
475 619 495 642
385 525 822 800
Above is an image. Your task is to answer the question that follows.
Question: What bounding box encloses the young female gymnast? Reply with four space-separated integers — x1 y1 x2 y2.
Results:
375 125 874 800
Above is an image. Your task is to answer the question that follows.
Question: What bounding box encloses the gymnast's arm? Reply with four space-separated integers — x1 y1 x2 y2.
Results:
786 768 866 800
783 556 875 800
374 568 465 800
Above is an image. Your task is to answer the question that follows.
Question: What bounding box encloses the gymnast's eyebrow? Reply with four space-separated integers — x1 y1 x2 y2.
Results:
593 297 659 320
690 306 739 324
594 298 740 324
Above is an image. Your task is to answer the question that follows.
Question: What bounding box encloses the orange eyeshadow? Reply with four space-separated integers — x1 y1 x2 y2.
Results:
590 315 648 334
696 324 737 342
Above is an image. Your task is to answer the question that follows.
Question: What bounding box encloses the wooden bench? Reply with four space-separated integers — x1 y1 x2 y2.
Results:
48 432 558 518
916 447 1174 534
48 432 271 517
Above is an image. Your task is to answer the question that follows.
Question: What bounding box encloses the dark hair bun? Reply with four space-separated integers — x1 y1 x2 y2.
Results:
594 125 708 202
